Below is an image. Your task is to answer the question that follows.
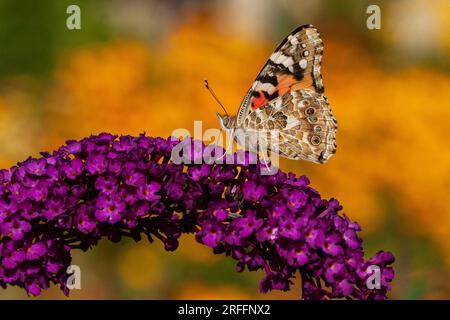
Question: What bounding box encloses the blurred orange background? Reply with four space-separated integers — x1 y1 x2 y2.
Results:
0 0 449 299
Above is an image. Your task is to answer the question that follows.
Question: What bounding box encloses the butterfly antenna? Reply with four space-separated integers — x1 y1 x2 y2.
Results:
204 79 229 116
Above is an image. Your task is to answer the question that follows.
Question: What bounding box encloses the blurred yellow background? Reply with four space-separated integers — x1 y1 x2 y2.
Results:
0 0 449 299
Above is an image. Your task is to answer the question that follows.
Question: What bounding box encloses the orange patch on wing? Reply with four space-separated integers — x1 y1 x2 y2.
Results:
275 74 315 94
291 78 314 91
276 74 297 95
251 92 269 109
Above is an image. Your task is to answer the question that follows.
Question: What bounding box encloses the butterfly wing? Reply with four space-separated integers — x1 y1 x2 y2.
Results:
235 25 337 163
235 24 325 126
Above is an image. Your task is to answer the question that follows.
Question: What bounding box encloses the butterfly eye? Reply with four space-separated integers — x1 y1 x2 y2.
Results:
314 125 322 133
305 107 315 116
308 116 318 124
310 135 321 146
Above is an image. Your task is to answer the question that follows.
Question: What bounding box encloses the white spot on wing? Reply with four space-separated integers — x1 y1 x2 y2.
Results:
285 117 301 129
269 52 279 61
258 82 276 94
273 98 283 110
299 59 308 69
271 53 295 72
288 34 299 45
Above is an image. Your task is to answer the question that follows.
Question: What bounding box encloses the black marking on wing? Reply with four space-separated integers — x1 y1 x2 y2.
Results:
292 64 306 81
258 74 279 87
263 90 279 101
257 55 306 82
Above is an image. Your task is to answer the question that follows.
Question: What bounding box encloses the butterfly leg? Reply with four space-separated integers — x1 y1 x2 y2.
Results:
258 132 279 175
215 128 235 162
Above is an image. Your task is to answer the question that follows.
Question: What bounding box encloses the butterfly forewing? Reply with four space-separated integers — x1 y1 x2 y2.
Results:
236 25 324 125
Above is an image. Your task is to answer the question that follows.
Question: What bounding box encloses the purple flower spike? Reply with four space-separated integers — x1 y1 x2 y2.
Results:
0 133 395 299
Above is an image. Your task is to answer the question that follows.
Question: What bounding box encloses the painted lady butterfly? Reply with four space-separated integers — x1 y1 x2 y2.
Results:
215 24 337 164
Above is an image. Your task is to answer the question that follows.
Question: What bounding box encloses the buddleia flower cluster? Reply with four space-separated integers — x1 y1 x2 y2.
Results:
0 133 394 299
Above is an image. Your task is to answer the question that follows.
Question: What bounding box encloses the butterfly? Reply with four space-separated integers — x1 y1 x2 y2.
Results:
214 24 337 164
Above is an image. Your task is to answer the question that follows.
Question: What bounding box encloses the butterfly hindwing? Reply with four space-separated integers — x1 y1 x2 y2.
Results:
239 89 337 163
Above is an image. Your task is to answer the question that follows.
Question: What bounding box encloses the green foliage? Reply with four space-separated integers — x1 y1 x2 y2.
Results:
0 0 110 76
